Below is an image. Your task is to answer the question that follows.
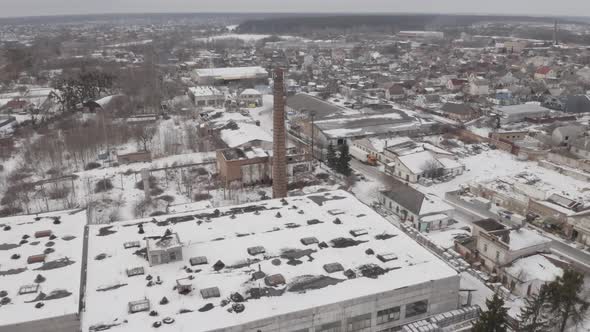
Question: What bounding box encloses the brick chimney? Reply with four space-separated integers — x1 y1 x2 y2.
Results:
272 68 288 198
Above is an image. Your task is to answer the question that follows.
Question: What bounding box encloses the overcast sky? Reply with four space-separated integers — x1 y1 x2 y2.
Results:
1 0 589 18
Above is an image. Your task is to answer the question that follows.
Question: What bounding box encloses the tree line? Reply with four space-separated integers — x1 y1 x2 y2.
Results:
473 269 588 332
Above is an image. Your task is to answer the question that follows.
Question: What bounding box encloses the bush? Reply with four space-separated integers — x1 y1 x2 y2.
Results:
84 162 101 171
95 179 113 193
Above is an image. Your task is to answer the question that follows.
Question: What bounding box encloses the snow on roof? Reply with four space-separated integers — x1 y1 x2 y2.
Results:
437 157 463 170
504 254 563 283
508 228 551 251
195 66 268 80
419 194 454 216
398 151 442 174
0 209 86 327
188 86 223 97
220 123 272 148
240 88 261 96
167 201 212 214
82 190 457 332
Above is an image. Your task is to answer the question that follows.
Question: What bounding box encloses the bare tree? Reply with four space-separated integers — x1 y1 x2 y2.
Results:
423 159 444 179
133 125 157 152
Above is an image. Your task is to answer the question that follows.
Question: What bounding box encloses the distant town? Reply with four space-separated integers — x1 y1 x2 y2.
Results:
0 12 590 332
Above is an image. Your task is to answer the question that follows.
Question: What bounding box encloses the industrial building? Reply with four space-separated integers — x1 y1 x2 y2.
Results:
82 191 461 332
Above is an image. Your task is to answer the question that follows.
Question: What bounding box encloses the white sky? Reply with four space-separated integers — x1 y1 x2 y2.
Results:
0 0 589 18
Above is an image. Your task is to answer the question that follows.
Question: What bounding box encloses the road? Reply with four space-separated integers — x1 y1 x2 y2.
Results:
349 158 590 271
447 192 590 272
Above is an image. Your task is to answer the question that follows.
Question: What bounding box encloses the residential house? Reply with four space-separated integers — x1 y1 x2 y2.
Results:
380 184 454 232
502 254 565 297
468 78 490 96
471 219 551 273
447 79 468 92
551 125 585 147
534 66 556 80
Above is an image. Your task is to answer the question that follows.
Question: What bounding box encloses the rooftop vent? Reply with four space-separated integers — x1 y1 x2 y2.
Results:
34 230 52 238
126 267 145 277
128 298 150 313
350 229 368 237
323 263 344 273
300 237 319 246
189 256 208 266
124 241 141 249
265 274 286 287
18 284 39 295
247 246 266 256
200 287 220 299
27 254 46 264
377 253 398 263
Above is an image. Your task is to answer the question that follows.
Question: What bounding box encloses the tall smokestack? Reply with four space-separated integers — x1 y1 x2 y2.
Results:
272 68 288 199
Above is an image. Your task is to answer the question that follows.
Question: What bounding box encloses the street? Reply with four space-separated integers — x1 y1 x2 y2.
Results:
349 157 590 272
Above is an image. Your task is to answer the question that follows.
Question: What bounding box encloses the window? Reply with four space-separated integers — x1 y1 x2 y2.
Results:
377 306 401 325
347 314 371 332
318 321 341 332
378 327 402 332
405 300 428 318
483 243 488 253
495 251 500 261
169 251 177 261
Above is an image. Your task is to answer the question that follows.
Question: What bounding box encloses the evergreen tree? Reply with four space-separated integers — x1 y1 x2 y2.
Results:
519 284 550 332
472 293 508 332
326 142 337 169
337 143 352 176
546 269 589 332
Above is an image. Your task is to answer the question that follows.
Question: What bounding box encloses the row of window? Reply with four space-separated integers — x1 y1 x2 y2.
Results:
285 300 428 332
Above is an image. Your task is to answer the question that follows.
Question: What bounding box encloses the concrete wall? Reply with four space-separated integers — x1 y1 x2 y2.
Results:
0 313 80 332
213 275 460 332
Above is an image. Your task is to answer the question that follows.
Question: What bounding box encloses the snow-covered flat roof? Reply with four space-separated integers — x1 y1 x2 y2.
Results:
195 66 268 80
83 190 457 332
508 228 551 251
0 209 86 327
188 86 223 97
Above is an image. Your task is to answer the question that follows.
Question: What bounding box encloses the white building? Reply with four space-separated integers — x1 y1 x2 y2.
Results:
83 191 461 332
239 88 263 107
187 86 225 107
0 210 87 332
494 103 552 124
192 66 268 85
380 185 455 232
503 254 564 297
